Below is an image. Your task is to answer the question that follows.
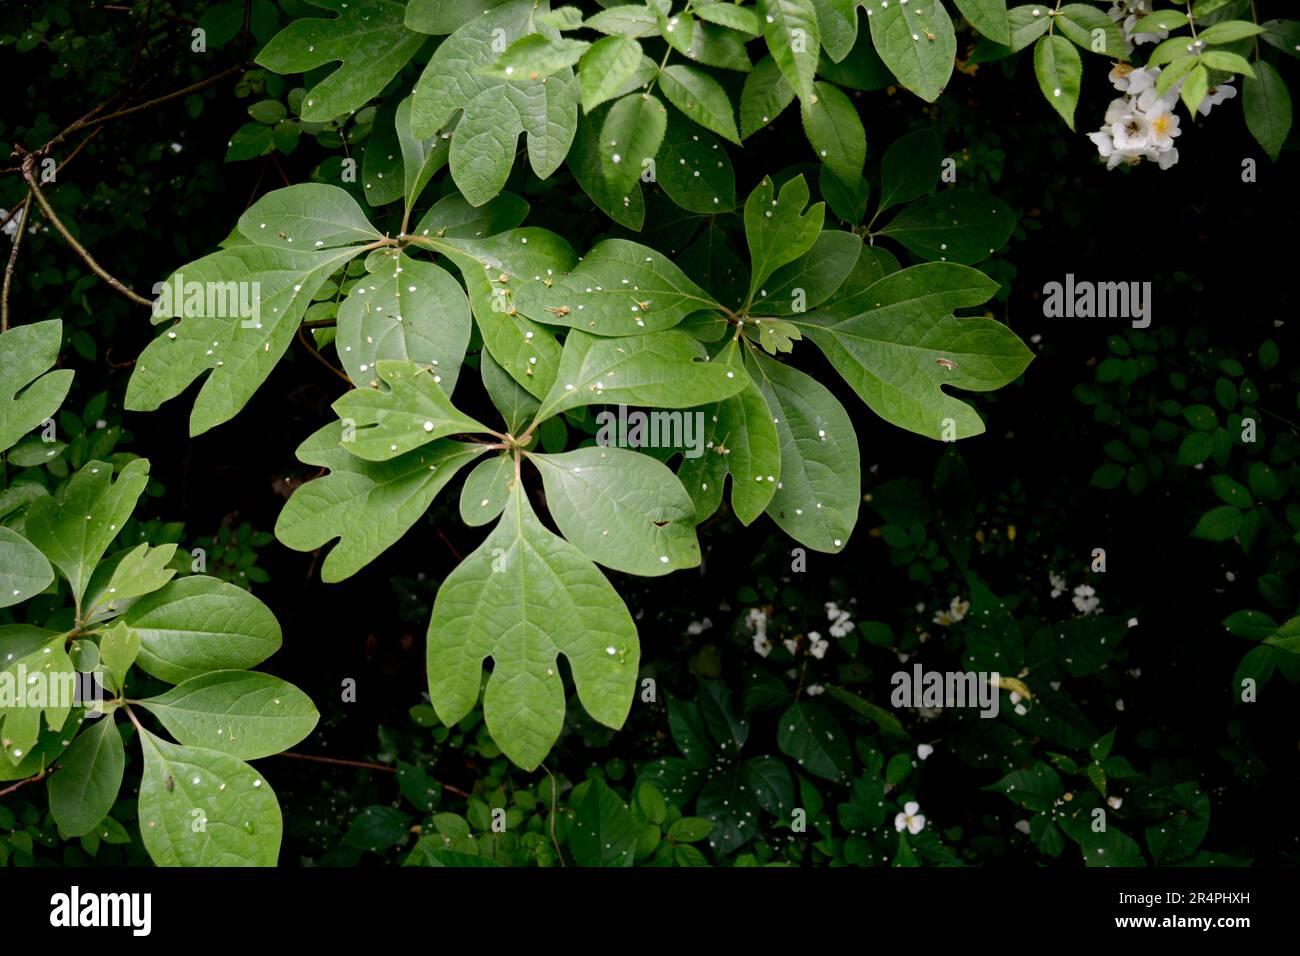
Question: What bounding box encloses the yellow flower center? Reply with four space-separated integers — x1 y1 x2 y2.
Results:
1152 114 1173 136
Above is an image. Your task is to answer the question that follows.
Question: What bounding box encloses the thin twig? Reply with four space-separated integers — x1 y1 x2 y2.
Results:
276 751 472 799
296 326 353 386
1 188 33 333
0 767 54 799
19 153 152 306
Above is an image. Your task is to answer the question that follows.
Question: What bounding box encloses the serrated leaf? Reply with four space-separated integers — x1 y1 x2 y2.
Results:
536 329 747 420
657 10 753 71
740 54 796 138
746 349 859 552
276 423 486 581
679 341 782 524
336 254 472 391
532 446 701 575
698 4 761 36
410 0 579 204
477 33 591 80
426 484 639 770
803 263 1028 440
332 360 488 462
811 0 859 61
600 92 669 195
24 459 149 607
586 4 662 38
954 0 1010 46
867 0 956 102
1190 505 1242 541
1033 34 1081 129
878 187 1015 263
1007 4 1051 51
137 729 282 865
1181 63 1210 115
0 320 73 454
800 80 866 181
0 527 53 610
745 174 825 302
579 36 646 113
759 0 820 104
1056 4 1124 57
1200 50 1254 77
122 576 283 683
659 65 741 144
47 717 125 837
256 0 423 122
137 671 318 760
1244 61 1291 162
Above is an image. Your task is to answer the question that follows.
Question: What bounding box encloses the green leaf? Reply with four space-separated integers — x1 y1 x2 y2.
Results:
638 782 669 824
824 684 907 737
580 36 646 112
237 184 381 249
536 330 746 421
410 0 578 205
0 319 73 454
568 110 648 229
406 0 511 34
428 229 577 397
411 191 530 241
954 0 1010 46
336 254 471 392
1223 610 1277 641
810 0 858 61
276 423 486 581
1131 10 1189 35
0 527 53 610
800 80 866 182
1007 4 1051 51
747 349 859 552
659 65 740 145
47 717 125 837
745 174 825 302
803 262 1029 440
679 341 782 524
538 6 585 31
137 671 319 760
759 0 821 104
82 542 178 623
532 446 701 575
877 127 942 213
98 621 139 691
514 238 718 336
586 5 662 38
667 816 714 843
126 243 365 435
481 350 539 433
1261 19 1300 60
657 111 738 212
987 762 1063 811
599 92 669 200
776 701 852 783
657 10 754 71
697 4 761 36
395 97 449 213
571 777 638 865
878 188 1016 263
1190 505 1242 541
740 54 796 138
137 729 283 866
1181 63 1210 115
332 360 488 462
1210 475 1252 508
1244 61 1292 162
819 166 871 224
867 0 956 102
425 484 639 770
1056 4 1124 57
122 576 283 683
1200 50 1254 78
25 459 150 607
1033 34 1082 129
256 0 424 122
0 630 74 764
748 229 862 315
459 453 514 527
477 33 591 80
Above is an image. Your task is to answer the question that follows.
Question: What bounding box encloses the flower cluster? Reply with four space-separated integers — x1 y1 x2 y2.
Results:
1089 63 1237 171
1107 0 1169 55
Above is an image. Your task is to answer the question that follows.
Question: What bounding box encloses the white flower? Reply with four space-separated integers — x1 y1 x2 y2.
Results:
806 683 825 696
1127 617 1139 628
1154 146 1180 170
746 607 767 638
1014 819 1031 835
782 637 799 655
895 801 926 834
826 601 854 637
1072 584 1103 615
752 634 772 657
917 743 934 761
1109 64 1156 95
1111 110 1152 151
1142 103 1180 149
1198 82 1237 116
1 207 22 239
1014 702 1028 716
808 631 829 659
686 617 713 635
933 596 970 627
1107 795 1123 810
1049 571 1067 599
